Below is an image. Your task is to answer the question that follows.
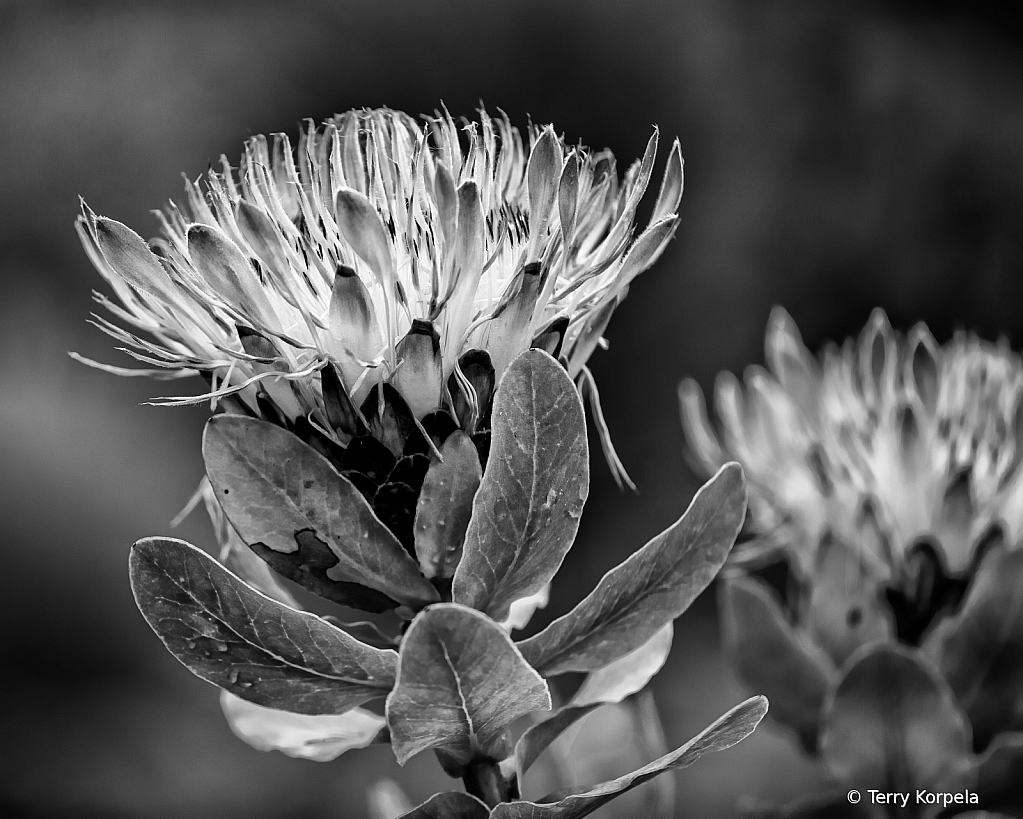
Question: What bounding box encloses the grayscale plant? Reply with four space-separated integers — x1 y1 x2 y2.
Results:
681 308 1023 818
77 106 766 816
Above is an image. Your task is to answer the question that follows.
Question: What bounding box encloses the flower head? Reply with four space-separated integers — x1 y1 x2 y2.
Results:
77 107 682 485
688 311 1023 809
679 308 1023 809
681 308 1023 588
80 107 770 805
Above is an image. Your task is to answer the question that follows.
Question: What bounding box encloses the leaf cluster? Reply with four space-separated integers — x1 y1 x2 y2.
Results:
131 349 763 814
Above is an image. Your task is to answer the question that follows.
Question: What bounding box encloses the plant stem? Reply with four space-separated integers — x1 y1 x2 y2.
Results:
462 758 514 808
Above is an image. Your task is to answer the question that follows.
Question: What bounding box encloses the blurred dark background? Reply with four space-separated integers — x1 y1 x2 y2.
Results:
3 1 1023 816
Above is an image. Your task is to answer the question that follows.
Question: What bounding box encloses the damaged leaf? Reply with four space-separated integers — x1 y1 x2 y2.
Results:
203 415 438 611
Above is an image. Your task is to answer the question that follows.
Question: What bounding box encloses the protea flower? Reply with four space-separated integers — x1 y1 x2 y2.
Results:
75 106 769 815
680 309 1023 817
77 105 683 637
76 107 683 493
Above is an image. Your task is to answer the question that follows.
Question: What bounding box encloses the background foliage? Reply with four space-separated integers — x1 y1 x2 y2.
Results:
3 1 1023 816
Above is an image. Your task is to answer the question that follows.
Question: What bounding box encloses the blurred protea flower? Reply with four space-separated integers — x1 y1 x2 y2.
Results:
681 307 1023 589
680 309 1023 817
76 107 683 488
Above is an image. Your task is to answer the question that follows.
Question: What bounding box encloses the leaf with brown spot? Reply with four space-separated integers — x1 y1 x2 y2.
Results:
203 415 438 611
